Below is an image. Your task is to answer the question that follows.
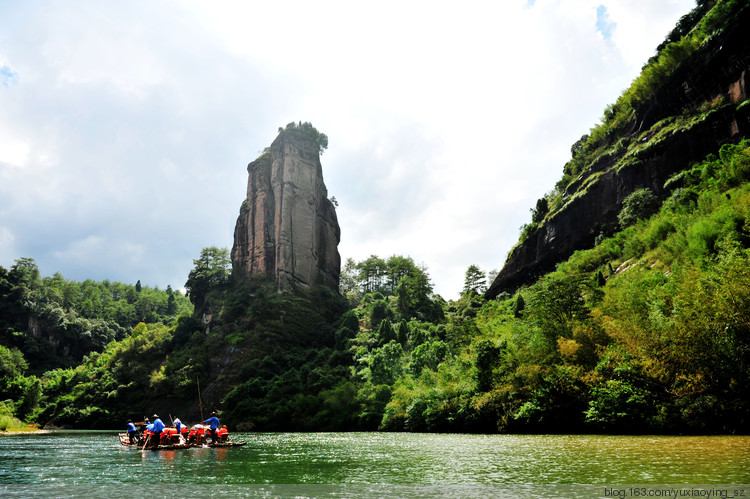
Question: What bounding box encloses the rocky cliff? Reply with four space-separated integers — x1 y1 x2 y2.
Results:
486 3 750 299
231 127 341 293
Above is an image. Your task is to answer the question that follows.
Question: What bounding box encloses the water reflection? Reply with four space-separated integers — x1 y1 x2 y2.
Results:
0 432 748 486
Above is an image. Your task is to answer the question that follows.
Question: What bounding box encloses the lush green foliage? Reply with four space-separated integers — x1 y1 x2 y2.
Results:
285 141 748 434
0 260 191 373
618 188 660 227
340 255 445 323
463 265 487 295
278 121 329 155
27 138 750 433
17 140 750 433
11 4 750 433
0 344 41 424
515 0 749 240
0 400 34 431
184 246 231 311
0 259 192 424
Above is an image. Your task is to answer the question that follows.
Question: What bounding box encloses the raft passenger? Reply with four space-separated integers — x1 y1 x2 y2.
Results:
203 412 220 443
151 414 165 448
126 419 138 444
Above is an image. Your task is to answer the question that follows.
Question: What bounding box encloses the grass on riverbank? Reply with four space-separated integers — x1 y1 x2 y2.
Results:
0 417 39 433
0 401 39 433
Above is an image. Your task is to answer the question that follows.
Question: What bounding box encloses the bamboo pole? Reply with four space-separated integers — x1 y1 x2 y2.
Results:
141 433 151 451
197 377 204 421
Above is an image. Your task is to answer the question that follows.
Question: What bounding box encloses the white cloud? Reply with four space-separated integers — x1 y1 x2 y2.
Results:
0 0 695 297
53 235 107 263
0 128 30 167
0 227 16 264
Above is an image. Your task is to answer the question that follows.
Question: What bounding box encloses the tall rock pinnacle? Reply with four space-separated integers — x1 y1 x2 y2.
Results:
231 125 341 293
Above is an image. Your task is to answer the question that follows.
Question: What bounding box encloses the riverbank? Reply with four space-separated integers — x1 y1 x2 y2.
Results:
0 428 47 435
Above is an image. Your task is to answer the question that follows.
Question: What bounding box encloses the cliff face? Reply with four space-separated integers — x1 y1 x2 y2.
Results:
486 5 750 299
231 130 341 293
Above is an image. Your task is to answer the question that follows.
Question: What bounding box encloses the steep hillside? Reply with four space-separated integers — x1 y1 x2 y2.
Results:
487 0 750 298
11 4 750 434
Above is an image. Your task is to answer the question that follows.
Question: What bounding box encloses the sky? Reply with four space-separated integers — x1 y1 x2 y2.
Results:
0 0 696 299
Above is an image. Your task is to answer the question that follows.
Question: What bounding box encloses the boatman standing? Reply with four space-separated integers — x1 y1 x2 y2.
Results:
151 414 165 448
141 417 150 435
203 412 220 443
126 419 138 444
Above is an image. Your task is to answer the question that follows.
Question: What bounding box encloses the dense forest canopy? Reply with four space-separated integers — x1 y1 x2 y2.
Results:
1 0 749 434
0 260 191 429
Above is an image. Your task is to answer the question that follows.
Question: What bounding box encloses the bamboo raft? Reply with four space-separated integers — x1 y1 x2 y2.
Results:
119 433 246 450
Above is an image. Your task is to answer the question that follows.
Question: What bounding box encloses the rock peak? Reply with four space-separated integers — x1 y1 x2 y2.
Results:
231 127 341 293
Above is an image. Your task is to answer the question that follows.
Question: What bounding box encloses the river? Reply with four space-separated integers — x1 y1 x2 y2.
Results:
1 431 748 497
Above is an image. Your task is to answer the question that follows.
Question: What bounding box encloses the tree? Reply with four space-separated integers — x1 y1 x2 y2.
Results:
0 345 27 379
357 255 387 294
463 265 487 295
339 258 358 296
570 134 589 158
377 319 397 346
369 299 393 328
166 285 178 316
9 257 40 290
525 275 590 344
185 247 231 310
370 341 404 385
410 340 447 375
395 265 442 322
397 320 409 347
530 197 549 224
474 339 501 392
487 269 499 287
278 121 328 155
511 294 525 318
618 188 659 227
385 256 417 294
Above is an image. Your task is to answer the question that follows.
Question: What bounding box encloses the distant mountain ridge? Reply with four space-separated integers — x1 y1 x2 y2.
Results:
487 0 750 298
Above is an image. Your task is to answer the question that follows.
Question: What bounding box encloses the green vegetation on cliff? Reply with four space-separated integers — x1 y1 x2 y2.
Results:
330 140 749 434
278 121 329 155
517 0 749 244
0 264 191 425
19 134 749 432
24 131 750 435
3 139 748 433
2 3 749 433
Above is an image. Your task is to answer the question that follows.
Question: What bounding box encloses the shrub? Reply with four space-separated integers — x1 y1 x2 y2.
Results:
644 216 677 249
618 188 660 227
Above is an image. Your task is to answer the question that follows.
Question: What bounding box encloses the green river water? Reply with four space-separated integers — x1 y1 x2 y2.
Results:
0 431 748 497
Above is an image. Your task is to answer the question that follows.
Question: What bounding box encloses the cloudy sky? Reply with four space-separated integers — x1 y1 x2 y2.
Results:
0 0 695 299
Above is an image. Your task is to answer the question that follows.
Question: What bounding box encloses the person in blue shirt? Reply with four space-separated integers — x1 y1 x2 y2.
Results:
151 414 165 448
126 419 138 444
203 411 220 443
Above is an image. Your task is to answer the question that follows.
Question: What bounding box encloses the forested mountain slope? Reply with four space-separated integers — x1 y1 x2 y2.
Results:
487 0 750 297
0 262 191 428
2 0 748 434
